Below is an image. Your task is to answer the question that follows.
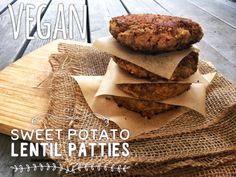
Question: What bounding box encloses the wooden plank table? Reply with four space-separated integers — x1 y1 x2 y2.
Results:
0 0 235 176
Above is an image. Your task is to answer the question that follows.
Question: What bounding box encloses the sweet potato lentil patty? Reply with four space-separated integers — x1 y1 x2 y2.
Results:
118 83 191 101
112 51 198 81
110 14 203 53
113 96 176 118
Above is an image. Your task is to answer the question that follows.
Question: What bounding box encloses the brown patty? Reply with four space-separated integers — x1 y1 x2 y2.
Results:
110 14 203 53
113 51 198 81
113 96 176 118
118 83 191 101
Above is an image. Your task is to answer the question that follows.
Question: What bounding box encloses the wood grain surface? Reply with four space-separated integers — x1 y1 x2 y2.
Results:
0 39 87 177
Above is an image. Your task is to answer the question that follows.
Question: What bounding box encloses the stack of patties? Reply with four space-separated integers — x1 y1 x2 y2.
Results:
108 14 203 118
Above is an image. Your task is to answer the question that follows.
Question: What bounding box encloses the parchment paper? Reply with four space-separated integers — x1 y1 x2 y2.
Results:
73 76 188 137
103 59 208 85
92 36 199 79
73 72 215 137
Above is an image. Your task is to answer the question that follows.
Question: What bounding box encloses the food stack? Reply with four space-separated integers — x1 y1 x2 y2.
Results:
108 14 203 118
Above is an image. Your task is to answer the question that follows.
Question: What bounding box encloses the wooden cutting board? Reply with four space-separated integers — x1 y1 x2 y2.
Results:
0 39 83 137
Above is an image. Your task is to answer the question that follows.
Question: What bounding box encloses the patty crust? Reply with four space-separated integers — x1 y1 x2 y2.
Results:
110 14 203 53
118 83 191 101
113 96 176 118
113 51 198 81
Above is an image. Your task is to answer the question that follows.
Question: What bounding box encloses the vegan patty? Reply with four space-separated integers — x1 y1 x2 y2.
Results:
118 83 191 101
113 96 176 118
110 14 203 53
112 51 198 81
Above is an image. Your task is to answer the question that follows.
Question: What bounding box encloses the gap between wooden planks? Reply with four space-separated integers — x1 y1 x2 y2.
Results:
0 39 85 139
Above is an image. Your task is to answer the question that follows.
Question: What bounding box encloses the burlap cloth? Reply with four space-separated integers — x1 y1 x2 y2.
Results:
41 43 236 176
